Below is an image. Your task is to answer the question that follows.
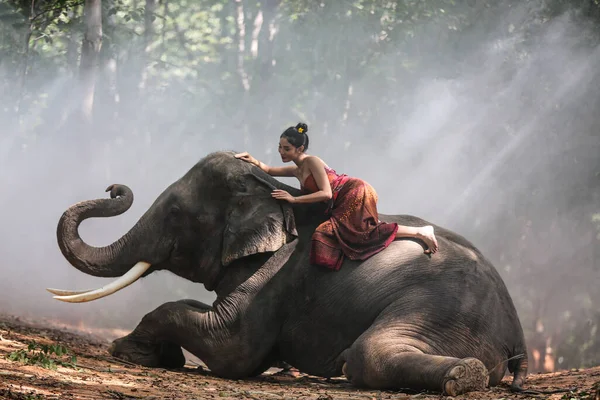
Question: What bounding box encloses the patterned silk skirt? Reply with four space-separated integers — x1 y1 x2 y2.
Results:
309 178 399 271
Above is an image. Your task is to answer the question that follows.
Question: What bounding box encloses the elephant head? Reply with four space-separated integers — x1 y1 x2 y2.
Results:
49 151 300 302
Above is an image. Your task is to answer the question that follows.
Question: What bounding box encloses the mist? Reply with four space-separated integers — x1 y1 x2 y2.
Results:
1 0 598 371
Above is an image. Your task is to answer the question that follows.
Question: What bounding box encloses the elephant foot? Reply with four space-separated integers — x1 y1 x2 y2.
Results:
109 335 185 369
443 357 489 396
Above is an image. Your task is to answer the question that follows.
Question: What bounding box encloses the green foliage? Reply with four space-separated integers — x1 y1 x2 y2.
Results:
7 340 78 370
0 388 45 400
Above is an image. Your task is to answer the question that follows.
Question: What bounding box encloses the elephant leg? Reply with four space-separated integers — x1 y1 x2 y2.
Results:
108 299 278 378
109 299 214 369
340 331 489 396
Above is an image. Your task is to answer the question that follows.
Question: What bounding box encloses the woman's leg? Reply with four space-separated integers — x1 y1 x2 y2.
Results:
395 225 439 254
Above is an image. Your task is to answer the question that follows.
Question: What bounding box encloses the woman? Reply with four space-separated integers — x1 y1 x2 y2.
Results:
235 122 438 271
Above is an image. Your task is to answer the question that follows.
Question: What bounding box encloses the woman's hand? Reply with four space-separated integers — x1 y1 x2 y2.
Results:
234 152 258 166
271 189 296 203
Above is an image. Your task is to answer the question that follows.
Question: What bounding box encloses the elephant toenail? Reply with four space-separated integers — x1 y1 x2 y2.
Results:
444 379 459 397
449 365 466 379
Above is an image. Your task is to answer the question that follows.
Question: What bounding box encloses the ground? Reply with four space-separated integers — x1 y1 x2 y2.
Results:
0 314 598 400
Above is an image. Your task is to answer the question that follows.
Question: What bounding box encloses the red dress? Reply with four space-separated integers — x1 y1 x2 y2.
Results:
301 166 399 271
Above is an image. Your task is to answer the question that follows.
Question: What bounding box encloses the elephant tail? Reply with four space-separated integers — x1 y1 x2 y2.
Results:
508 351 528 392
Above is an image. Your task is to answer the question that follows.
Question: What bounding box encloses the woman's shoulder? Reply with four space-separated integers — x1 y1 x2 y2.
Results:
305 155 328 168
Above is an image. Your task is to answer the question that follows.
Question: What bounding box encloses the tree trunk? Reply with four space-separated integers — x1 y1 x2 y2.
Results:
97 0 119 125
138 0 158 92
66 7 81 77
15 21 33 115
255 0 278 84
78 0 103 125
235 0 250 92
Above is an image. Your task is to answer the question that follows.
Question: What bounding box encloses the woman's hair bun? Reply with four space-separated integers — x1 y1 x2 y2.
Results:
295 122 308 134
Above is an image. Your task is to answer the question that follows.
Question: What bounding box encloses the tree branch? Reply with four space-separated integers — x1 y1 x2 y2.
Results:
30 1 84 23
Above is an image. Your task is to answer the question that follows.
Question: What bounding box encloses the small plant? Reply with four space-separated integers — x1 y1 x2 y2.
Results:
0 388 45 400
6 340 77 370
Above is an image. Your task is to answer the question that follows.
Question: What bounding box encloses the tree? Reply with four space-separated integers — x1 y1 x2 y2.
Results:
78 0 102 124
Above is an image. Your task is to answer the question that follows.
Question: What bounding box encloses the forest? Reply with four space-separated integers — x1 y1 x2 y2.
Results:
1 0 599 376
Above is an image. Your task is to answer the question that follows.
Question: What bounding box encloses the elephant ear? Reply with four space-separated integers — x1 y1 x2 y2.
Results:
221 173 298 266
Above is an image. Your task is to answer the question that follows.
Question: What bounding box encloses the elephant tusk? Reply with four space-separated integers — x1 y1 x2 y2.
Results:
46 288 95 296
49 261 151 303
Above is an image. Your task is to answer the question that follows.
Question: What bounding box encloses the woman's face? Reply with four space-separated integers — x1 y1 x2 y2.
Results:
278 137 302 162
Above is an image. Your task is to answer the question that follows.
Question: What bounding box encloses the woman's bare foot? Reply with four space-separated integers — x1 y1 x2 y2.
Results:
417 225 438 254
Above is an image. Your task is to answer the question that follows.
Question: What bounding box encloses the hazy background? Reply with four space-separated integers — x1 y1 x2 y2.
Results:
0 0 598 372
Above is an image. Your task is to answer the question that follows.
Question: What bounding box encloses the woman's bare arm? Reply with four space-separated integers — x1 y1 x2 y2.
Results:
235 152 297 177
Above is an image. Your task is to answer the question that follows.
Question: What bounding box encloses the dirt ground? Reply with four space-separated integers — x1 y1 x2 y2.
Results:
0 314 598 400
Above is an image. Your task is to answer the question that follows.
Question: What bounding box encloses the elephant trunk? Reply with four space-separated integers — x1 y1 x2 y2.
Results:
56 184 151 278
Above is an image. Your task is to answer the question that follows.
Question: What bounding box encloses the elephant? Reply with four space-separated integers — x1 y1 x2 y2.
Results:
49 151 528 396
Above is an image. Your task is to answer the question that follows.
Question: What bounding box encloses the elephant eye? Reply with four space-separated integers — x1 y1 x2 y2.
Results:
169 205 181 215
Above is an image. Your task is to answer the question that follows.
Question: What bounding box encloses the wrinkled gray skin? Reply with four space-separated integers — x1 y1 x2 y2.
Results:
56 151 528 396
